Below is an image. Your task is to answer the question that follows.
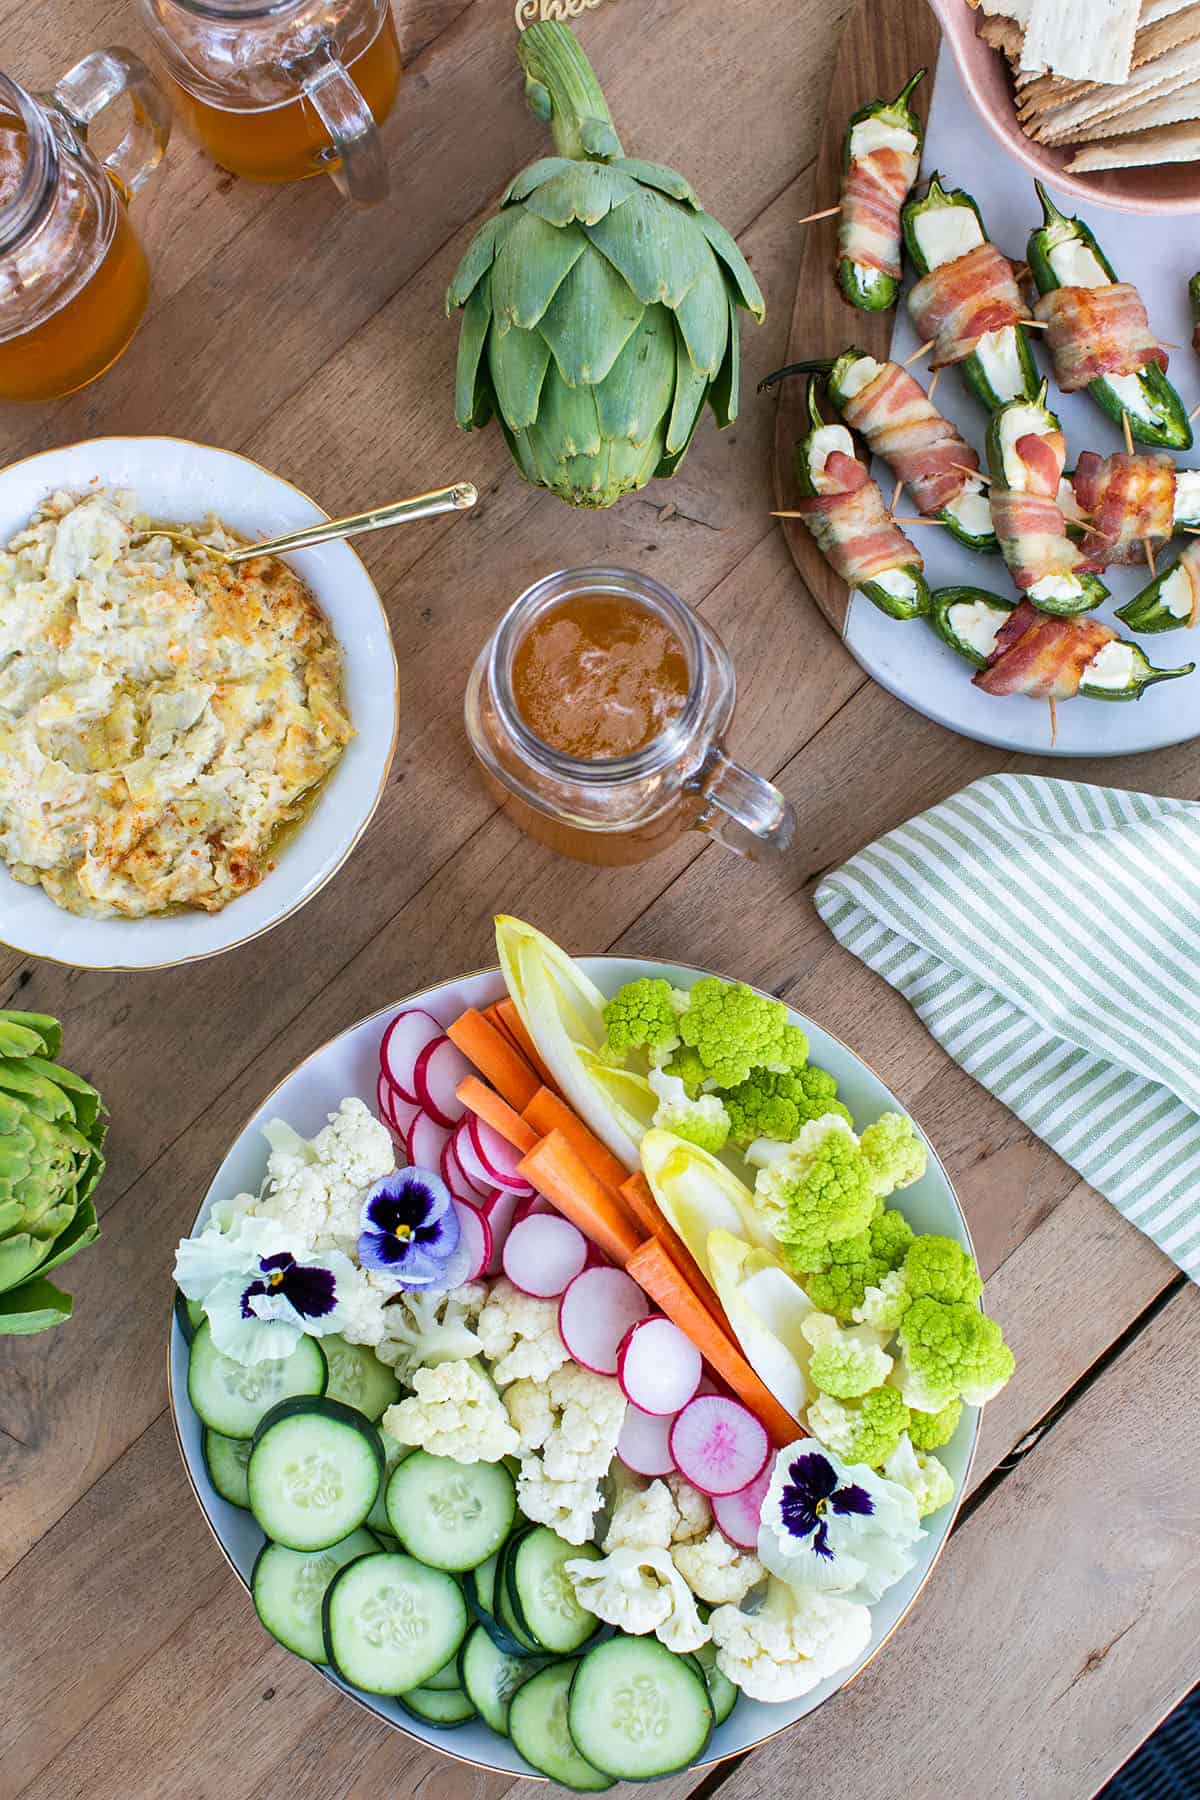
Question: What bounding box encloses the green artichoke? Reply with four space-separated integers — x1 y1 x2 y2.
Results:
0 1010 105 1335
447 21 765 508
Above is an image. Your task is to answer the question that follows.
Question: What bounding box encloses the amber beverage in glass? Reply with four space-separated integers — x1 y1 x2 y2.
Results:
465 569 796 867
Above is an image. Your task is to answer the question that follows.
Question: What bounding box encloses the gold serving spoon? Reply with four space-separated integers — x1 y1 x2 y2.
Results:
132 481 478 565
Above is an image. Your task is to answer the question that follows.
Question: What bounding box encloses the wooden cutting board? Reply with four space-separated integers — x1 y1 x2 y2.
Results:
772 0 940 637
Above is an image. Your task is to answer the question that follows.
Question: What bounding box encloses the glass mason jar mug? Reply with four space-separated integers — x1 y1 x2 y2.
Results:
138 0 401 199
465 568 796 867
0 56 170 404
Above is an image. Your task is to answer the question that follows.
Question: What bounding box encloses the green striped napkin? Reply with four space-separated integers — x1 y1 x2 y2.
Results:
814 774 1200 1282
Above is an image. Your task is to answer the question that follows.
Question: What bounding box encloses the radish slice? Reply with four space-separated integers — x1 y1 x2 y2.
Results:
467 1115 531 1192
481 1186 523 1278
513 1192 556 1226
454 1117 498 1194
669 1395 771 1497
558 1267 652 1376
582 1239 610 1270
617 1403 677 1479
408 1111 451 1174
414 1036 475 1130
441 1136 488 1206
451 1198 491 1283
376 1072 422 1144
711 1465 773 1552
617 1317 702 1417
379 1010 444 1104
503 1215 589 1299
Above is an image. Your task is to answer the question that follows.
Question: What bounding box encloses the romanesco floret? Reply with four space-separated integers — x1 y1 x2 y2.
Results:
476 1276 570 1386
802 1311 894 1399
674 978 809 1091
603 978 683 1060
903 1235 984 1306
672 1528 764 1605
805 1206 915 1323
708 1578 872 1703
907 1397 962 1451
603 1476 678 1553
806 1385 911 1469
667 1472 713 1542
894 1297 1015 1411
720 1065 851 1150
382 1360 519 1463
852 1268 911 1333
374 1283 485 1382
565 1546 709 1653
647 1067 731 1154
859 1112 927 1199
883 1433 956 1518
750 1116 878 1272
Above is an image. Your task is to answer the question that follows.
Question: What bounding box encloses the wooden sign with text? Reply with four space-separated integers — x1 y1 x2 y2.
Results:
515 0 608 29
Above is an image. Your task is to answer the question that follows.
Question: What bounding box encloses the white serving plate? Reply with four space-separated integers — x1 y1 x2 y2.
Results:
168 956 980 1780
845 48 1200 759
0 437 398 969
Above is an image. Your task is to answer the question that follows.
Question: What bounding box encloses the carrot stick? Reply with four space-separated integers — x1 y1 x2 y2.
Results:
626 1238 803 1449
447 1009 539 1112
455 1075 538 1156
524 1087 631 1200
495 999 559 1093
619 1173 732 1335
517 1131 643 1268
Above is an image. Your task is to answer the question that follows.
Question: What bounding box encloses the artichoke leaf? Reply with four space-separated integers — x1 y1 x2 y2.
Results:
488 319 553 432
655 397 706 481
524 162 641 228
693 212 766 322
610 157 699 207
446 212 514 313
0 1011 62 1060
0 1275 73 1335
0 1214 76 1295
501 156 578 206
533 371 604 460
0 1019 50 1060
491 211 588 332
0 1061 75 1123
26 1196 99 1283
583 189 708 311
594 304 676 446
666 325 710 457
22 1057 104 1138
707 293 741 431
455 276 494 430
539 247 645 389
673 249 730 379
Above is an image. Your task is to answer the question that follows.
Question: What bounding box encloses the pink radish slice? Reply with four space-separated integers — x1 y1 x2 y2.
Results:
408 1111 452 1174
414 1036 475 1130
380 1010 445 1104
669 1395 771 1497
451 1198 491 1283
617 1403 677 1479
454 1117 499 1194
513 1192 555 1226
466 1114 531 1192
444 1132 490 1202
711 1465 773 1553
558 1267 652 1376
441 1137 488 1207
376 1072 410 1138
617 1316 702 1417
582 1239 610 1270
481 1186 523 1278
503 1214 588 1299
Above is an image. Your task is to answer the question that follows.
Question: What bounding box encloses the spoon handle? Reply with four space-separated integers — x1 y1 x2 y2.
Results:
226 482 478 565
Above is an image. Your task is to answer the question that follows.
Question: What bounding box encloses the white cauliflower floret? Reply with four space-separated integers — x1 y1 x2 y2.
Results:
708 1578 872 1702
517 1463 603 1545
667 1473 713 1543
672 1528 765 1605
882 1433 956 1519
505 1378 556 1454
250 1099 396 1255
603 1477 678 1553
540 1362 627 1483
382 1360 519 1464
565 1546 710 1654
476 1277 570 1387
373 1283 485 1380
331 1264 392 1349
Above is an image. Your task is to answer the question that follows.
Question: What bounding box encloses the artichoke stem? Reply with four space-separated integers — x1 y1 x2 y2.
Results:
516 21 623 163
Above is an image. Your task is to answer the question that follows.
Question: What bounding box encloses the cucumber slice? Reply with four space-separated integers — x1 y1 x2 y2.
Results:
203 1429 252 1509
367 1435 411 1537
320 1335 402 1422
694 1640 738 1727
494 1535 544 1654
252 1528 378 1662
174 1289 205 1344
568 1636 713 1780
467 1550 531 1657
506 1526 601 1654
249 1398 383 1551
509 1662 614 1790
398 1685 477 1727
424 1653 467 1692
323 1552 468 1696
459 1623 551 1735
187 1320 327 1439
386 1451 516 1572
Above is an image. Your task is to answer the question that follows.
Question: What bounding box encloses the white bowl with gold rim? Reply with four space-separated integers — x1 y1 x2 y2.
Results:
0 437 398 971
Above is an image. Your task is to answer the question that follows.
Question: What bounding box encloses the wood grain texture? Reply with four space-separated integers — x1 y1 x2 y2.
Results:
1 1 1197 1796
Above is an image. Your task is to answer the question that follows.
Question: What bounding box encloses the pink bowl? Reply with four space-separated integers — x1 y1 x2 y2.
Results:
930 0 1200 214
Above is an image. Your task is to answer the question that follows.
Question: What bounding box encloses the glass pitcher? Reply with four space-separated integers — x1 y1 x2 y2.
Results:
138 0 401 199
0 56 169 404
465 568 796 868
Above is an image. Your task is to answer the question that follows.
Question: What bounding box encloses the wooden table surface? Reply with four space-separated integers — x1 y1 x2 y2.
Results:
2 2 1198 1796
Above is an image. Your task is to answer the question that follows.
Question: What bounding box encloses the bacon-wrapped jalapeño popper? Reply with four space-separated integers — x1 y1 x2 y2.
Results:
984 386 1109 617
1070 451 1179 569
1117 538 1200 635
1027 184 1192 452
964 597 1192 702
901 176 1040 414
836 69 925 313
790 376 929 619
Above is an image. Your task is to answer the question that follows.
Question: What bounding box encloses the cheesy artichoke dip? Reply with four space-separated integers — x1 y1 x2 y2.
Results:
0 490 354 919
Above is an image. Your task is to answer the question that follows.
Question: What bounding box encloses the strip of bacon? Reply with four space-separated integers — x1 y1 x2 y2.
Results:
836 144 918 280
793 451 923 587
1014 431 1066 501
907 242 1031 368
974 600 1114 699
989 488 1083 591
1073 451 1177 568
1033 284 1167 392
839 360 979 515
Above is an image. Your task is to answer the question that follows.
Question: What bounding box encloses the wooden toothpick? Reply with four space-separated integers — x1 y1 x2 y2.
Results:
890 477 904 513
1144 537 1157 579
1187 396 1200 424
927 367 942 403
797 205 842 225
1048 696 1058 749
1122 410 1135 456
903 339 936 368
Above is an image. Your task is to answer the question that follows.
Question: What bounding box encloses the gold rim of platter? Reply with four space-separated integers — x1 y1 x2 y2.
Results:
0 434 400 973
166 954 981 1779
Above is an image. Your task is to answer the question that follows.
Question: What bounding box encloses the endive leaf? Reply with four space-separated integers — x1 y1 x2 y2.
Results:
640 1129 776 1270
583 189 707 310
706 1228 814 1418
539 248 645 388
491 212 588 332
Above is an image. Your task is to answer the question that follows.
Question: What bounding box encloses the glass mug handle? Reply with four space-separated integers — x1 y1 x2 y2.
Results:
692 748 796 863
289 41 388 206
52 47 171 197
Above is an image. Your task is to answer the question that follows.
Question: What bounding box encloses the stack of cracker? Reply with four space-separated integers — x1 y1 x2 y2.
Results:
969 0 1200 168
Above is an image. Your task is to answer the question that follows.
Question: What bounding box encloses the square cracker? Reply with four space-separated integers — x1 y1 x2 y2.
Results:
1022 0 1140 79
1066 118 1200 160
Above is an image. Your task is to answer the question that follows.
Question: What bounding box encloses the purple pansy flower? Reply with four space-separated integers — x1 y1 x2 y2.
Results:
759 1437 924 1604
173 1214 358 1366
778 1449 874 1560
239 1250 338 1322
357 1168 464 1289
